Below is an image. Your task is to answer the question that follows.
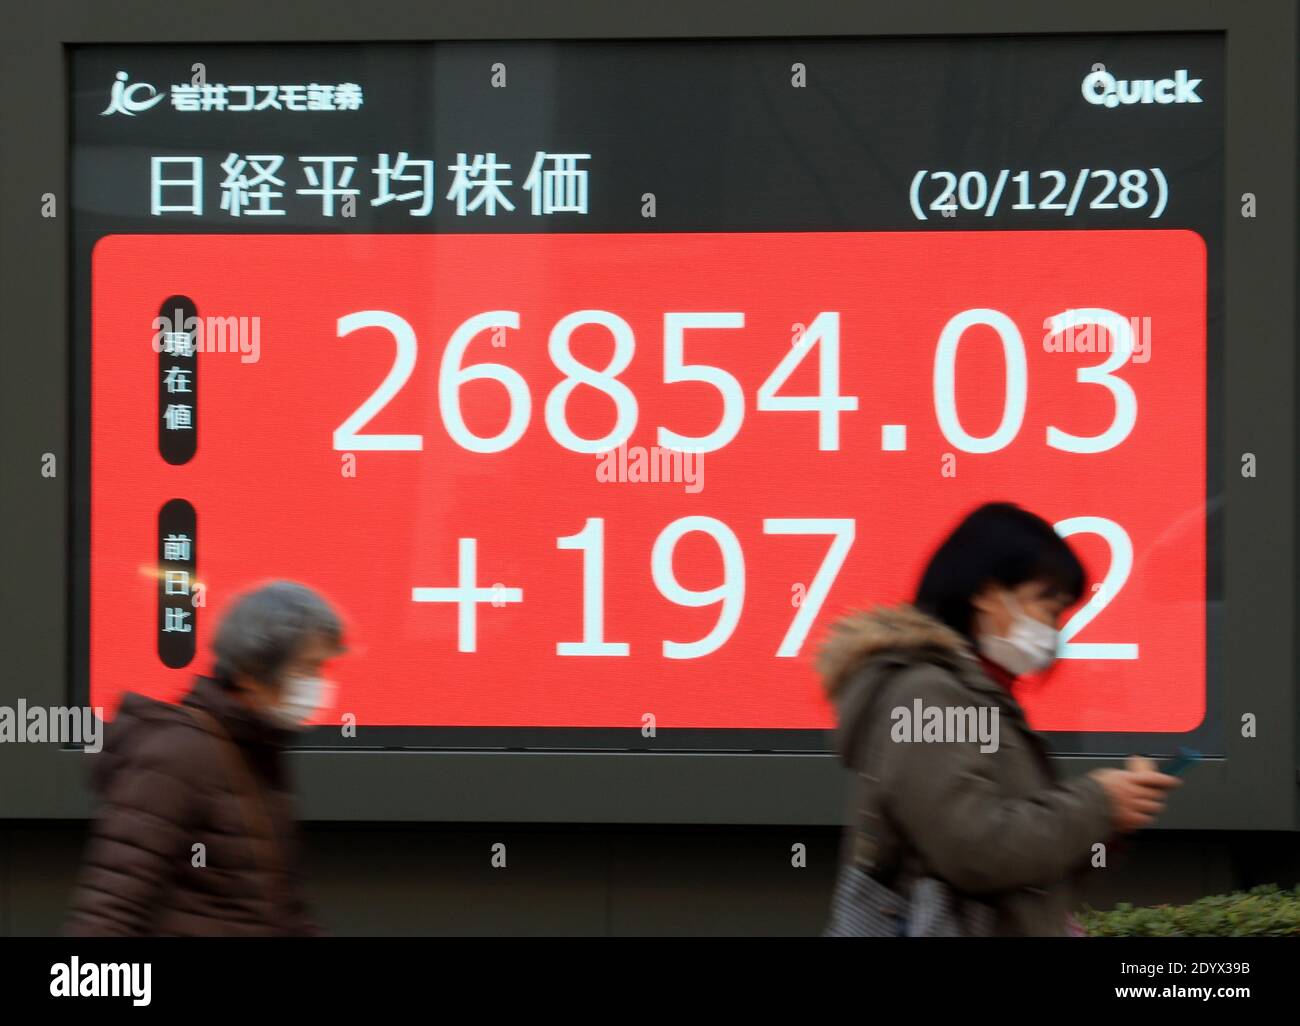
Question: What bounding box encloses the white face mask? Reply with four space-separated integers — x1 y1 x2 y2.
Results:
266 675 335 730
977 593 1059 676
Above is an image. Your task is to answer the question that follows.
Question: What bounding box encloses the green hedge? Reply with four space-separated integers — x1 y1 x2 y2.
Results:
1079 884 1300 936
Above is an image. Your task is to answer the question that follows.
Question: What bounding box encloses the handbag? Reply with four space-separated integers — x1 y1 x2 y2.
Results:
823 671 995 938
824 850 996 937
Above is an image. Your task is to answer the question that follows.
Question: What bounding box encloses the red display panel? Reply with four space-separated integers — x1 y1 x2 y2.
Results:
90 231 1206 733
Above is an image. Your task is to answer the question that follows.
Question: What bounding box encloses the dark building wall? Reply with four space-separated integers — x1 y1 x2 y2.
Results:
5 822 1298 936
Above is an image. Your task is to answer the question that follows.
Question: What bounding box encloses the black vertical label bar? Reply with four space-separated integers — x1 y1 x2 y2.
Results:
157 499 197 668
157 294 198 464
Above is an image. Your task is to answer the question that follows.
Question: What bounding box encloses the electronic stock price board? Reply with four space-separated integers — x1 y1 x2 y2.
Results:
72 35 1223 754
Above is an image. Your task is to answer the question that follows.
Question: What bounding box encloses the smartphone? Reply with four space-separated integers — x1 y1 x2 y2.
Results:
1160 746 1202 776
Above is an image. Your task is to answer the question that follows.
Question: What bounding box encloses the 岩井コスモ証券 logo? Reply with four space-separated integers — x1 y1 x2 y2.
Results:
101 71 363 115
101 71 167 115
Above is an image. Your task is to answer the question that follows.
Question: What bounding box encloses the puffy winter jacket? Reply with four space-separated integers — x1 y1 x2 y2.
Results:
65 674 321 936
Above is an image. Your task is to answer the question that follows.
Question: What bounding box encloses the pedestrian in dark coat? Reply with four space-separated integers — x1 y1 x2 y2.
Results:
821 503 1180 936
66 581 344 936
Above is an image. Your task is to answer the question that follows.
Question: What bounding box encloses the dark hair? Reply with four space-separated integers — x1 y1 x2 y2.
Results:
914 502 1086 641
211 581 345 685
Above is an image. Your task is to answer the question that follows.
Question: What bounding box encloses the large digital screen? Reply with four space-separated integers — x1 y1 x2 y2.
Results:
72 37 1223 754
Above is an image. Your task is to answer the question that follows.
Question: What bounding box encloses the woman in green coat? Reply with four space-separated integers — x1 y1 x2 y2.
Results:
821 502 1180 936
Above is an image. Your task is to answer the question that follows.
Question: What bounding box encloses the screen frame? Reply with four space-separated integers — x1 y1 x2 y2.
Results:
0 0 1294 826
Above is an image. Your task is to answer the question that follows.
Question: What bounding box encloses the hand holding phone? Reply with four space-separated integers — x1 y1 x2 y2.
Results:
1160 746 1201 777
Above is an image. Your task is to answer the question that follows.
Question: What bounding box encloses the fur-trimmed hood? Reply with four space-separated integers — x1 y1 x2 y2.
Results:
817 604 972 697
817 604 990 770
